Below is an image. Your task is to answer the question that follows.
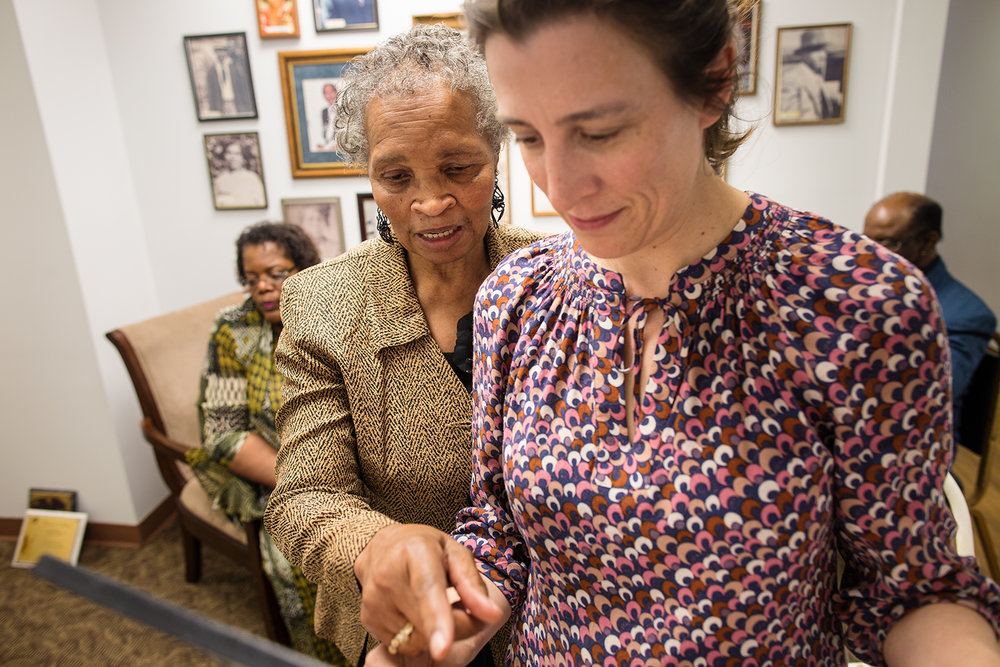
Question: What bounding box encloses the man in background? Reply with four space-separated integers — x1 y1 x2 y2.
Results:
864 191 996 435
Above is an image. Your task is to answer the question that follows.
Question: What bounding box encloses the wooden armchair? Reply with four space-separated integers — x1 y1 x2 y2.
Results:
956 332 1000 579
106 292 291 646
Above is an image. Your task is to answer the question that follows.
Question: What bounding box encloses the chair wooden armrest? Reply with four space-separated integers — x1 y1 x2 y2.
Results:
106 292 291 646
141 417 192 461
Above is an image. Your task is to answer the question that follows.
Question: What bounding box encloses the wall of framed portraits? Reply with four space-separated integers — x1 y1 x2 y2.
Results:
2 0 998 529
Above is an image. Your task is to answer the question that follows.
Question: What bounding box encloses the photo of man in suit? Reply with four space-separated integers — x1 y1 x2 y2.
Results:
185 35 257 120
316 0 376 30
316 83 339 151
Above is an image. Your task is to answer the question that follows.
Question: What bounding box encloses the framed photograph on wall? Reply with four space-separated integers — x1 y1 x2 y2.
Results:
256 0 300 39
357 193 378 242
312 0 378 32
531 182 558 217
279 49 370 178
736 0 761 95
495 140 511 225
203 132 268 210
183 32 258 121
774 23 852 126
412 12 466 30
282 197 345 259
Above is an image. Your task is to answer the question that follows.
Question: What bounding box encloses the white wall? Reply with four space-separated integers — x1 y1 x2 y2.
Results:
0 0 143 522
927 0 1000 318
728 0 948 230
2 0 982 525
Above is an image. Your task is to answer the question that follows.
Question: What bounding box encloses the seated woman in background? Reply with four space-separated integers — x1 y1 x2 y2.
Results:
358 1 1000 665
262 24 546 667
187 221 345 664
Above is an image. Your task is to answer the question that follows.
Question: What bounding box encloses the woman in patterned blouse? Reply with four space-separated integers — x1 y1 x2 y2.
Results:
359 1 1000 666
190 222 346 663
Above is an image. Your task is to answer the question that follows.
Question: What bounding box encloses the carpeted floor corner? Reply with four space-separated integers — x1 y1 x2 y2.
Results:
0 517 266 666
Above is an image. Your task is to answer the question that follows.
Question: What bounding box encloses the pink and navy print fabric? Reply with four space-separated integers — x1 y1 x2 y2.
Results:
453 193 1000 666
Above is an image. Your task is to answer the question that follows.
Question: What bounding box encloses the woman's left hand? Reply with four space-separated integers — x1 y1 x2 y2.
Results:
364 595 504 667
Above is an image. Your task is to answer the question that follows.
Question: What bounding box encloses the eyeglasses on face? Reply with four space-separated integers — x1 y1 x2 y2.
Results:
241 268 294 289
873 230 927 252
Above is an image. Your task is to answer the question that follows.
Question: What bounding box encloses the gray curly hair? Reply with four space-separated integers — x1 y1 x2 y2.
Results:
335 23 508 168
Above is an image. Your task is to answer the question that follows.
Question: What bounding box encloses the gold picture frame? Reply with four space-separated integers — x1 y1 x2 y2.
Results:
256 0 300 39
736 0 761 96
774 23 852 126
412 12 466 31
278 48 370 178
12 509 88 568
531 181 558 217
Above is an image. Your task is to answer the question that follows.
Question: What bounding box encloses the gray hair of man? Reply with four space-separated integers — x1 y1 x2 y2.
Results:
334 23 508 169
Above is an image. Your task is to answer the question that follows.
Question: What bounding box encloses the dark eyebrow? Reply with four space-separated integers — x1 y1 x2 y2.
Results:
500 101 634 128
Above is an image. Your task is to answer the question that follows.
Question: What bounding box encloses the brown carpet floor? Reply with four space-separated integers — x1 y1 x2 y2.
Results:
0 517 266 666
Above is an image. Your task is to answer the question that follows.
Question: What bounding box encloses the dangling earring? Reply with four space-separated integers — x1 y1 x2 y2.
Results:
376 208 395 244
491 180 505 225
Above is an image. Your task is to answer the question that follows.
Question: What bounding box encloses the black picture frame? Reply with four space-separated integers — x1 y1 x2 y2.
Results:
203 132 268 210
356 193 378 242
183 32 258 121
312 0 379 33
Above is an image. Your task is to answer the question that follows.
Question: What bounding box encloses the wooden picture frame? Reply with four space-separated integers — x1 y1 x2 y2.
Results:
256 0 300 39
312 0 378 32
278 49 370 178
357 193 378 242
12 509 88 568
412 12 466 31
282 196 345 259
736 0 761 96
774 23 852 126
531 182 558 217
203 132 268 210
495 140 512 225
183 32 258 121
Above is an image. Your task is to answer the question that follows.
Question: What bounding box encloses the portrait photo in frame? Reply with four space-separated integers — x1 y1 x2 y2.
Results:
357 193 378 242
256 0 300 39
183 32 258 121
312 0 378 32
204 132 268 210
279 49 370 178
774 23 852 126
736 0 761 96
282 197 345 259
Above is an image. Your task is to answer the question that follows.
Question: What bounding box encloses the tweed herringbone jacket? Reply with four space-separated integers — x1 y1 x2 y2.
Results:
266 224 546 666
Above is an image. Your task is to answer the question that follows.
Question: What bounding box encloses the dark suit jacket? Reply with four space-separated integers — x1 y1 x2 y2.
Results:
925 257 997 428
326 0 375 25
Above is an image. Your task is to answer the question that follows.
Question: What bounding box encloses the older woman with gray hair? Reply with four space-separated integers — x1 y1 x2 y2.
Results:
263 23 545 667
